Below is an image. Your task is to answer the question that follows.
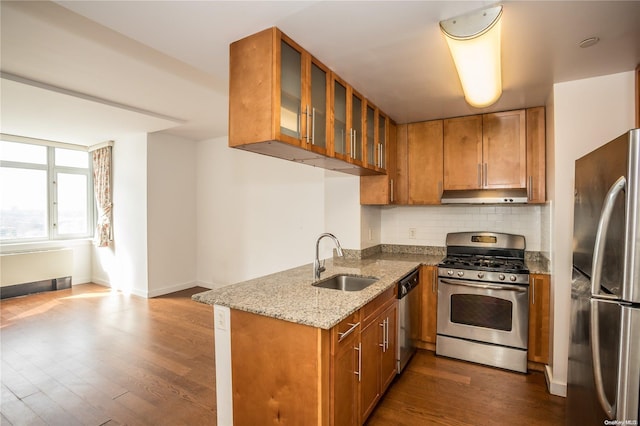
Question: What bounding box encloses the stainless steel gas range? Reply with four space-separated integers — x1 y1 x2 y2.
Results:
436 232 530 373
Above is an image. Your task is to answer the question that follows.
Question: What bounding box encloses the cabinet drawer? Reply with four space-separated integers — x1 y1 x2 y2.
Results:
332 311 361 352
362 287 396 326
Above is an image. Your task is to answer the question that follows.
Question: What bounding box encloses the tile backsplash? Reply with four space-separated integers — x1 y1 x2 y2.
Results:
380 204 548 252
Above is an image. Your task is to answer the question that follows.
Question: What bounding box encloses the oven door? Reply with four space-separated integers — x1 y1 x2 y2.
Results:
437 278 529 349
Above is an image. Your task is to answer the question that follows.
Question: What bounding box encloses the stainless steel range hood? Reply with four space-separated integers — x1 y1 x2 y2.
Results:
440 188 529 204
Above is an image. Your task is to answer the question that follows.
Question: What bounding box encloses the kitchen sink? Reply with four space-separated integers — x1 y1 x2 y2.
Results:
312 274 378 291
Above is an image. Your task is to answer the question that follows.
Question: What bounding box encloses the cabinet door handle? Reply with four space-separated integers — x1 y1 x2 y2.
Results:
390 179 394 203
297 105 302 139
384 318 388 351
355 342 362 382
350 129 354 158
484 163 488 187
379 321 385 350
385 317 390 351
305 105 311 144
477 164 482 187
338 321 360 342
532 280 535 305
311 107 316 145
352 129 357 159
528 175 533 200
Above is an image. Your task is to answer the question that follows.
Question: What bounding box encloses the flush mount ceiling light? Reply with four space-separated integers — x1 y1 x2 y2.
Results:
440 5 503 108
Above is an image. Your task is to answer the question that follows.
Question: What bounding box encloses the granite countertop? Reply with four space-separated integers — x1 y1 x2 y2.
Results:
192 256 423 330
192 246 550 330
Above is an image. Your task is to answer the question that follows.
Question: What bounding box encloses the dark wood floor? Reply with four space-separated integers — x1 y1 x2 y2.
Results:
1 284 216 425
1 284 565 425
366 351 565 425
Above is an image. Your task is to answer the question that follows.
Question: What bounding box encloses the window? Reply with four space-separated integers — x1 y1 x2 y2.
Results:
0 138 94 242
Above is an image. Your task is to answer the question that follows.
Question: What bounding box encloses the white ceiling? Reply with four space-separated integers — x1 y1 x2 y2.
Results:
1 1 639 146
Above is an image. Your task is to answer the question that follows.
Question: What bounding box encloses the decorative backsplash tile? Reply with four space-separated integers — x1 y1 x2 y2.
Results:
380 204 548 252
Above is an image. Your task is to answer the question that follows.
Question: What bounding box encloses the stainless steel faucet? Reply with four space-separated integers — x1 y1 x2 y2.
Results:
313 233 344 280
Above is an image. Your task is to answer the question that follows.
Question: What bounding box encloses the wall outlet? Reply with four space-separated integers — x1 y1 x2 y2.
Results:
368 228 373 241
215 309 227 330
408 228 417 239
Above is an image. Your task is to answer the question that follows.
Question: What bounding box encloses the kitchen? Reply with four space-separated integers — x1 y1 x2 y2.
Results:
1 1 639 425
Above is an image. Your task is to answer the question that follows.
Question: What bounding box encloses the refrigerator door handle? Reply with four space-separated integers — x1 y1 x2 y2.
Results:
617 305 640 422
590 299 616 419
591 176 626 297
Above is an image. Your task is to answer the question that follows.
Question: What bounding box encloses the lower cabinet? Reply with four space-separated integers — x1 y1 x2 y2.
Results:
419 265 438 348
528 273 551 366
332 312 361 426
228 287 399 426
331 287 397 425
360 300 397 422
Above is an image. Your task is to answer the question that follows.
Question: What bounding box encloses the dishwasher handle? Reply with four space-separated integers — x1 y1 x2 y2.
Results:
398 269 420 299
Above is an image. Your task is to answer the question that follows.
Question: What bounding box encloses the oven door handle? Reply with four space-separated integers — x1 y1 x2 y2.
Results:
440 279 528 293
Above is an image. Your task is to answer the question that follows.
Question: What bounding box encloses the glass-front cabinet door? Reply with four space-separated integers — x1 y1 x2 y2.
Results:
279 39 302 141
333 77 348 159
350 90 364 165
308 60 329 152
366 104 376 168
278 36 330 155
377 111 387 171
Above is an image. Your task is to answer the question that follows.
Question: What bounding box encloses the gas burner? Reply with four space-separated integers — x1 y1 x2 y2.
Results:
438 232 530 284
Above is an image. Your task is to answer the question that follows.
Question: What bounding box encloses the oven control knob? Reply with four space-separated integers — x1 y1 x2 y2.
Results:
498 274 505 281
477 272 484 279
510 275 517 282
447 270 454 276
457 271 464 277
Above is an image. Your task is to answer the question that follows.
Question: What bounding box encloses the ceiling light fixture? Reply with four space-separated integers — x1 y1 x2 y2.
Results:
440 5 503 108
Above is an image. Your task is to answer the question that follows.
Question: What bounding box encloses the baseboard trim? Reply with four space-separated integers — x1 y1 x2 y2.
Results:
148 281 195 298
545 365 567 397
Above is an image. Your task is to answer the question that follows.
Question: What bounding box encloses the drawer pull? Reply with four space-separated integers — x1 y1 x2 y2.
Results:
338 321 360 342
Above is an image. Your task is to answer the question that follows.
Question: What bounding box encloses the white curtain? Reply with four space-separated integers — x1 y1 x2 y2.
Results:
92 146 112 247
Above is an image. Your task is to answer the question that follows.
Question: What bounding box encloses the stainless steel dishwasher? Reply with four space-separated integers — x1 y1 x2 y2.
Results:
396 268 421 373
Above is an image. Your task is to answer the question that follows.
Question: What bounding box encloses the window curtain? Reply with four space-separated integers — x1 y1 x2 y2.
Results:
92 146 112 247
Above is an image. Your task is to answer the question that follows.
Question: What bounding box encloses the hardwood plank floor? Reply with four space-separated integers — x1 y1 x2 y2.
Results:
1 284 216 426
1 284 565 425
366 350 566 426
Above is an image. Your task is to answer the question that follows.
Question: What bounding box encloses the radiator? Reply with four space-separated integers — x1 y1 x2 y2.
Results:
1 249 73 298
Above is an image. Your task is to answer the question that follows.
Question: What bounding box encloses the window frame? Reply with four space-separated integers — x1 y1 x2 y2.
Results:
0 136 95 243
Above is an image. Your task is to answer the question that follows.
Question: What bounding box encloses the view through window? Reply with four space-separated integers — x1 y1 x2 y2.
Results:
0 139 94 242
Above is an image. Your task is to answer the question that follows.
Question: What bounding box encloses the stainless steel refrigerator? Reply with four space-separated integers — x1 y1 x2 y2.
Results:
568 129 640 425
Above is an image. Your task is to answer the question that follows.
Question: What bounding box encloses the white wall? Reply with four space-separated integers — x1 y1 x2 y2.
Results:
361 205 382 248
381 204 544 251
147 132 197 297
547 70 636 396
324 172 362 249
196 137 351 288
92 133 149 297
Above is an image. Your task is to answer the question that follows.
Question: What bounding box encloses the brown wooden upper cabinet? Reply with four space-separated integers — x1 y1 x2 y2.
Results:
360 119 397 204
229 28 329 154
362 107 545 205
330 73 384 174
229 27 385 176
365 104 388 172
443 115 482 190
350 89 366 167
444 110 526 191
408 120 444 204
526 107 546 203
